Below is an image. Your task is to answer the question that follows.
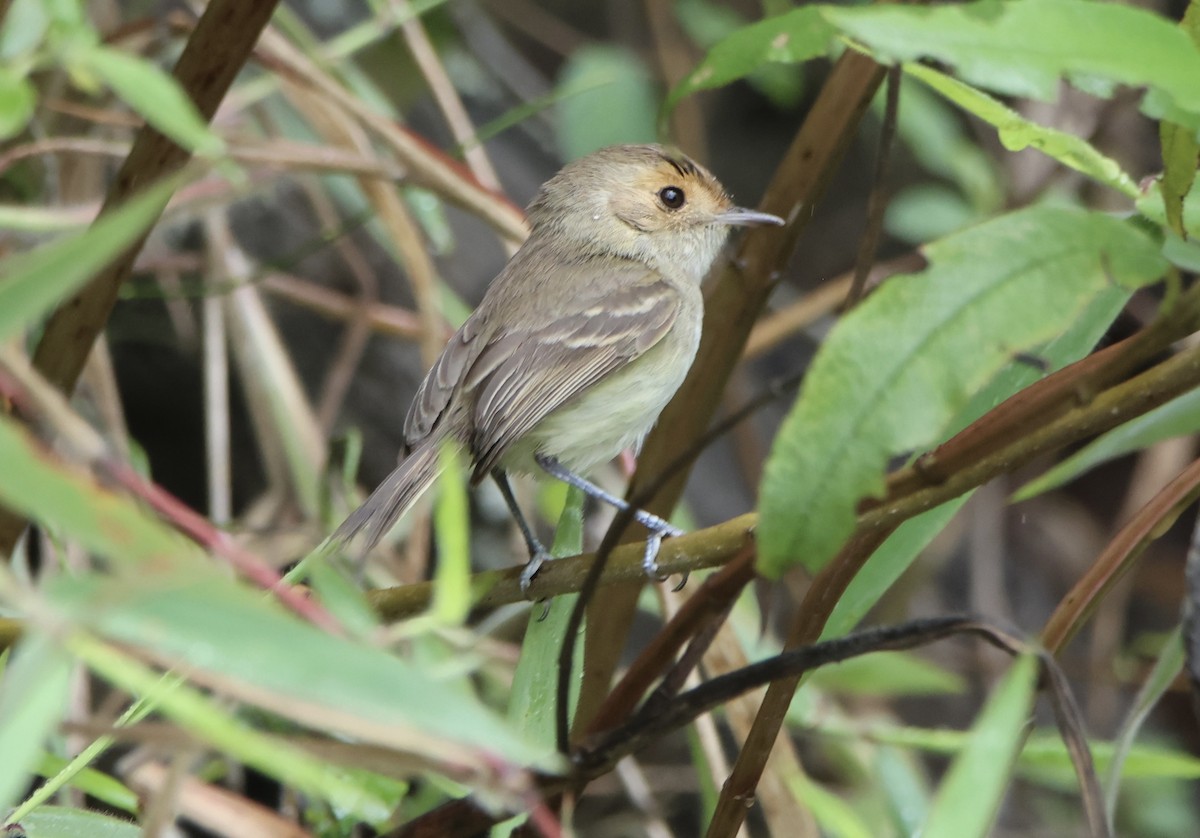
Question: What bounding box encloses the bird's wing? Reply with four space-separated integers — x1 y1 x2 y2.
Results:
462 271 680 478
404 310 486 445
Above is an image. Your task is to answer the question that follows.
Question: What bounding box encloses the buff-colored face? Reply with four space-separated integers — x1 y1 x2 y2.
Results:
527 145 783 282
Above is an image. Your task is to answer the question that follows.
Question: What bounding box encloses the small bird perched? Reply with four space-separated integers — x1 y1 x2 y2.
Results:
330 144 782 589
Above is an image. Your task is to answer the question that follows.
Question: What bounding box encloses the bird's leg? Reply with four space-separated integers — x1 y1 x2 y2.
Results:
491 469 552 595
534 454 683 580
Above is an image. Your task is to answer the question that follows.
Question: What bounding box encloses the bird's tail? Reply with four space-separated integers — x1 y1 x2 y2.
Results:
327 438 444 556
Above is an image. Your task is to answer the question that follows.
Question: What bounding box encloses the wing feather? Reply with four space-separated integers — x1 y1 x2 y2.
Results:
467 272 680 476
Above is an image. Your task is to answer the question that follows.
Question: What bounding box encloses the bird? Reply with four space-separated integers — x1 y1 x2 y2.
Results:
328 143 783 590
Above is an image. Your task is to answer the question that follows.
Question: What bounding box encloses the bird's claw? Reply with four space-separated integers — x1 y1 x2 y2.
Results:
641 521 686 589
519 549 553 597
519 550 555 621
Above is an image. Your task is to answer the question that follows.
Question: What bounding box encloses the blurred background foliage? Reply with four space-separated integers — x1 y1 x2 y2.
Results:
0 0 1199 836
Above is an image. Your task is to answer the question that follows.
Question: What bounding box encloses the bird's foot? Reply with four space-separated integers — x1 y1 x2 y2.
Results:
639 516 686 589
519 546 554 596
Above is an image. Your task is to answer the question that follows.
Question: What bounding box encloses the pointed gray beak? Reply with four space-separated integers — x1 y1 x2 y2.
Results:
716 207 785 227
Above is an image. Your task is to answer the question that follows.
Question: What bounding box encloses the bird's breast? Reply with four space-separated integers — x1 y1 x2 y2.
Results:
502 301 702 476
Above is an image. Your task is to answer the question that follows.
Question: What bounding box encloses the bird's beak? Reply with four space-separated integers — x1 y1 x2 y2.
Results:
715 207 785 227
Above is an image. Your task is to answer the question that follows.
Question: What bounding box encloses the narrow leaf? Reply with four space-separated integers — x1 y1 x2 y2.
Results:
906 63 1138 199
0 634 73 813
509 486 585 749
47 569 555 770
14 806 140 838
0 172 186 341
1159 0 1200 236
81 46 223 156
66 633 394 822
432 443 471 625
0 414 207 569
1103 626 1184 825
922 654 1038 838
1015 387 1200 501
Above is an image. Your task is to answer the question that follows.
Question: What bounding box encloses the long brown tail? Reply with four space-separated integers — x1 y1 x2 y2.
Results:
328 437 444 556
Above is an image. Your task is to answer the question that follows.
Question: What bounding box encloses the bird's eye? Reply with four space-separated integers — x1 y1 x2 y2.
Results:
658 186 686 210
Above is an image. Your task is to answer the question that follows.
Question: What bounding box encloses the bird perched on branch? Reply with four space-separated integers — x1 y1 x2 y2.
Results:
329 143 783 589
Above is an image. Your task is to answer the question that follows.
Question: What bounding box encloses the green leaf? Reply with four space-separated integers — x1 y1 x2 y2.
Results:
64 633 394 823
0 171 186 341
806 650 965 696
875 746 931 835
670 0 1200 134
33 754 138 814
1015 387 1200 501
1159 0 1200 237
1103 626 1184 823
47 569 556 772
1137 178 1200 241
759 207 1166 576
508 486 585 749
885 184 978 244
906 63 1138 199
0 634 73 814
921 654 1038 838
888 77 1001 213
808 718 1200 784
1021 736 1200 789
557 46 657 159
823 498 969 639
14 806 140 838
0 65 35 139
79 46 223 156
823 284 1130 637
9 685 161 824
666 7 834 115
826 0 1200 133
788 771 874 838
0 0 50 61
1159 121 1199 237
673 0 808 109
0 413 207 569
432 444 471 625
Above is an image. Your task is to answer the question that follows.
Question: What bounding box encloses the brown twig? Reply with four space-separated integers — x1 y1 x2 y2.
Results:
366 513 756 624
1042 455 1200 654
584 547 757 737
0 135 406 180
260 273 430 341
844 64 901 308
257 26 530 248
398 3 504 194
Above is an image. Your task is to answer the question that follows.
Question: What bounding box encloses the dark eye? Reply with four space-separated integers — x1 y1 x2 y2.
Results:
658 186 686 210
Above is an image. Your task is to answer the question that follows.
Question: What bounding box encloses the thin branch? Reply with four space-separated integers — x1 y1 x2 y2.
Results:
399 2 504 194
260 272 430 341
1041 455 1200 653
365 513 756 625
845 64 901 307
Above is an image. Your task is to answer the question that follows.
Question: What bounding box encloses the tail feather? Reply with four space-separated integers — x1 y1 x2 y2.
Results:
329 438 444 556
